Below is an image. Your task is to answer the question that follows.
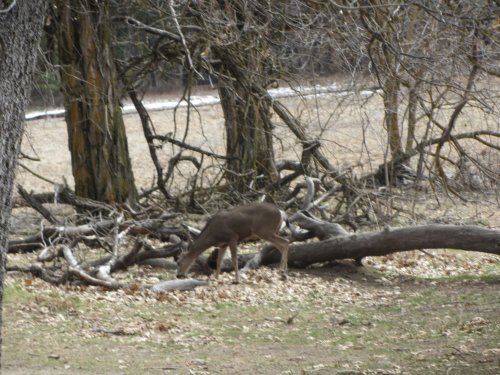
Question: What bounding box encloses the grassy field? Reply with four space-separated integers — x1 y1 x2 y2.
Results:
3 251 499 375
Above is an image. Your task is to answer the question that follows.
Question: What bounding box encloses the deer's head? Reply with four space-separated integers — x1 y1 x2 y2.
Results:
176 240 192 278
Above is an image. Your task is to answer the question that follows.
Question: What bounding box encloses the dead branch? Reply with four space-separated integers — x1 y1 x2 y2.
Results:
55 185 115 213
7 218 185 254
128 87 171 200
208 213 500 273
14 184 116 213
368 129 500 186
6 264 66 285
68 266 123 289
89 242 182 273
17 185 60 224
149 278 208 292
113 16 181 41
289 211 349 241
152 133 229 160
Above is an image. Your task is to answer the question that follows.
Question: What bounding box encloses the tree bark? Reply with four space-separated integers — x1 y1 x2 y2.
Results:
57 0 137 204
383 75 403 160
218 80 279 192
0 0 46 365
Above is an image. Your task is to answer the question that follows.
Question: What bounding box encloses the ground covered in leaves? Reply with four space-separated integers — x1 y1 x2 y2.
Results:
3 249 499 375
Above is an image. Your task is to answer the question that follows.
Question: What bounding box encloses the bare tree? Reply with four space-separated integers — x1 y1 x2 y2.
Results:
0 0 47 365
348 1 500 188
181 0 283 194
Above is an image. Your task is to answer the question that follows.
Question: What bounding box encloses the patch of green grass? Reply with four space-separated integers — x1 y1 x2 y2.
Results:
405 286 492 309
404 289 457 306
35 293 83 314
431 271 499 283
3 282 34 304
5 282 86 314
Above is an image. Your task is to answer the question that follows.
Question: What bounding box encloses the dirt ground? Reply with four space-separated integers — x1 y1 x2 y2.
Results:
5 86 500 374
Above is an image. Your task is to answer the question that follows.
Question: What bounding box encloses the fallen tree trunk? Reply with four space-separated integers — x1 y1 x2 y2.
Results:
253 224 500 269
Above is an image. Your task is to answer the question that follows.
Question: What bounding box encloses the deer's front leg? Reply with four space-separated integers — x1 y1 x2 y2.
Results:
280 244 289 272
228 239 239 284
215 246 227 279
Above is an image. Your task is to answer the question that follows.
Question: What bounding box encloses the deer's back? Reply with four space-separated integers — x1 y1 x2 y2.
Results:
205 202 282 243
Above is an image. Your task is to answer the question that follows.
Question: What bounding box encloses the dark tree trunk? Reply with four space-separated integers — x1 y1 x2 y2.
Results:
0 0 47 364
57 0 137 204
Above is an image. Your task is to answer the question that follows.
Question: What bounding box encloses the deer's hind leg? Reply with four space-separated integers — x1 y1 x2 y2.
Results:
215 246 227 279
262 233 289 272
228 238 240 284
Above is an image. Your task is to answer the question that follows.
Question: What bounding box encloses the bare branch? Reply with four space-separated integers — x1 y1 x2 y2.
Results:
152 133 230 159
114 16 181 41
0 0 16 14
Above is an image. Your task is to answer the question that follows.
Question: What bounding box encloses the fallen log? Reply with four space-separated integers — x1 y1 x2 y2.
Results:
253 224 500 269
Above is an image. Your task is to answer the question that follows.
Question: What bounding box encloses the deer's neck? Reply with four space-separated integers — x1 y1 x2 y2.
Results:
190 230 219 257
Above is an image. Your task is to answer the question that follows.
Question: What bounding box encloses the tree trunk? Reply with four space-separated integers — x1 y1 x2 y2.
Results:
210 0 279 194
0 0 46 364
218 80 279 193
383 75 403 160
57 0 137 204
405 84 418 153
361 3 404 179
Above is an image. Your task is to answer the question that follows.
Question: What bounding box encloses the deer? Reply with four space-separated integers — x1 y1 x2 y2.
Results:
176 202 289 283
